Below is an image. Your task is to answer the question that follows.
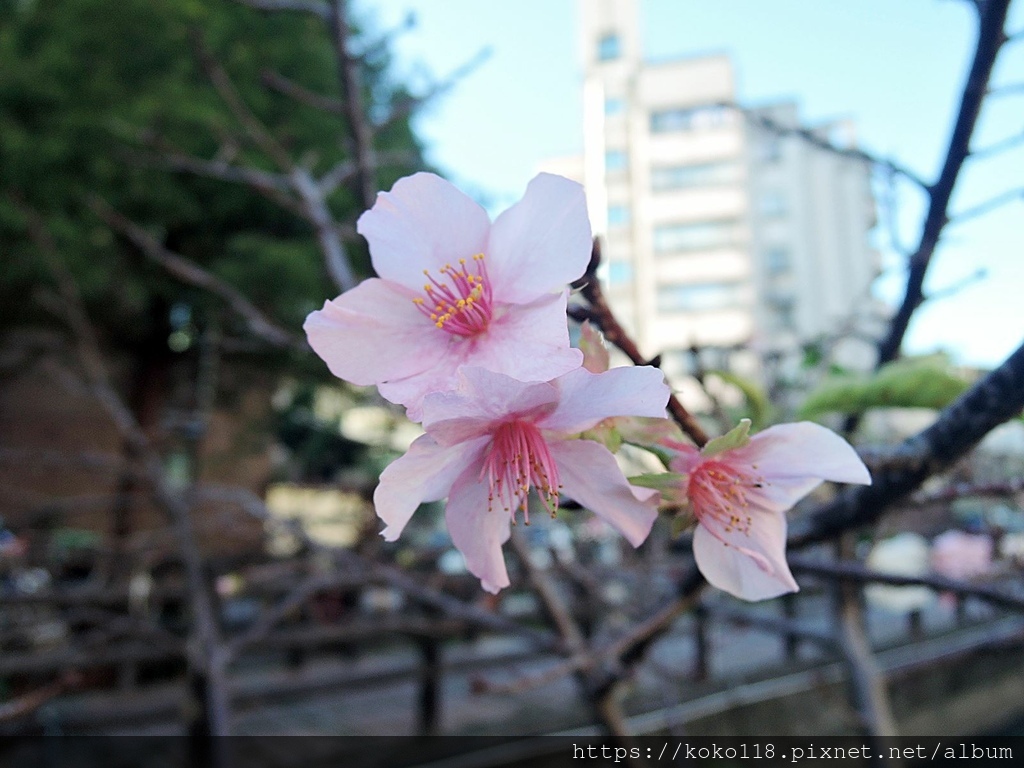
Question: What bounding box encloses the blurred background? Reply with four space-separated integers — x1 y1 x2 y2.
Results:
2 0 1024 752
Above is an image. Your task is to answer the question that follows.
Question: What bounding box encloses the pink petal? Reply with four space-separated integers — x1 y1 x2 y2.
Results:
667 444 702 475
373 434 489 542
550 439 658 547
304 278 449 386
540 366 670 435
357 173 491 293
693 509 799 601
486 174 592 304
377 355 469 423
445 460 512 594
743 476 830 515
422 367 559 447
733 422 871 485
467 291 583 384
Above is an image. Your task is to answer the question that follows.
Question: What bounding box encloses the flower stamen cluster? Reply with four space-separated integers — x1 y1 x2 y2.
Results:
412 254 493 336
482 419 561 523
688 460 764 541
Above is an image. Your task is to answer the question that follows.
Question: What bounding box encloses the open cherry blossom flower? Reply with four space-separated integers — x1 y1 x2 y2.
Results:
304 172 591 421
663 420 871 601
373 365 671 593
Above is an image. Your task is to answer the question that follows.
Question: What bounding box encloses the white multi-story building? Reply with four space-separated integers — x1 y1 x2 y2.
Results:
565 0 881 392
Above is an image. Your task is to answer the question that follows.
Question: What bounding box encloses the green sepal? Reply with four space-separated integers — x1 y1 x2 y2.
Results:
670 511 696 539
701 418 752 458
578 320 610 373
629 472 686 491
580 422 622 453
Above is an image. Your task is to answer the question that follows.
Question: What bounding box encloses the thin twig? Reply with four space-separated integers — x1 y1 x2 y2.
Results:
871 0 1011 370
191 29 295 172
91 198 305 351
948 187 1022 225
233 0 330 23
730 103 927 190
790 556 1024 611
16 201 233 735
260 68 344 115
574 239 711 448
327 0 376 209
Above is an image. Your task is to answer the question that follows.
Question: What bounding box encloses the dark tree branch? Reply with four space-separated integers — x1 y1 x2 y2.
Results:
948 187 1023 225
90 199 305 351
790 556 1024 612
288 166 358 290
376 47 492 130
191 31 295 172
923 267 987 302
872 0 1011 369
328 0 377 210
233 0 329 22
791 338 1024 548
970 129 1024 158
15 201 233 735
574 239 711 448
260 68 344 115
730 103 927 190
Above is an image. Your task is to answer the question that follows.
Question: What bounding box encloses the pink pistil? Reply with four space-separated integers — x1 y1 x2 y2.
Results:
412 254 494 338
688 460 765 546
481 420 561 523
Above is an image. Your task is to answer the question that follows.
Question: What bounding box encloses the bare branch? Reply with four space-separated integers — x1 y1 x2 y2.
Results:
575 239 711 448
137 146 305 217
260 68 344 115
356 11 416 60
790 556 1024 612
948 187 1023 225
791 337 1024 549
191 30 295 172
199 484 558 647
987 81 1024 97
731 103 928 190
289 166 358 291
233 0 329 21
911 476 1024 504
318 150 419 195
376 47 492 130
971 129 1024 159
327 0 377 209
90 198 305 351
924 266 987 302
832 535 898 738
14 201 233 735
510 528 587 652
872 0 1011 369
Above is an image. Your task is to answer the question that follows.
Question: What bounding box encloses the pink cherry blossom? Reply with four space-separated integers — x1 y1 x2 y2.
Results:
930 530 992 581
667 421 871 601
304 172 591 421
374 365 671 593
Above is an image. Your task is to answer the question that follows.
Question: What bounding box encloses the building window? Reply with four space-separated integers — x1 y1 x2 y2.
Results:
597 33 621 61
650 104 730 134
652 220 737 253
605 149 628 173
651 161 740 191
608 204 630 227
765 247 791 275
656 281 745 313
604 96 625 116
759 189 787 217
756 136 782 163
606 261 633 285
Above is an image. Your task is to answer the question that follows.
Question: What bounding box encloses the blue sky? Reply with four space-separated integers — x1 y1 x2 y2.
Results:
358 0 1023 369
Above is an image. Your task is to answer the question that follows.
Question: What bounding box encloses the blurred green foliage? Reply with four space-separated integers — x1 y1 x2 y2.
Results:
0 0 426 481
0 0 424 343
797 354 975 420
